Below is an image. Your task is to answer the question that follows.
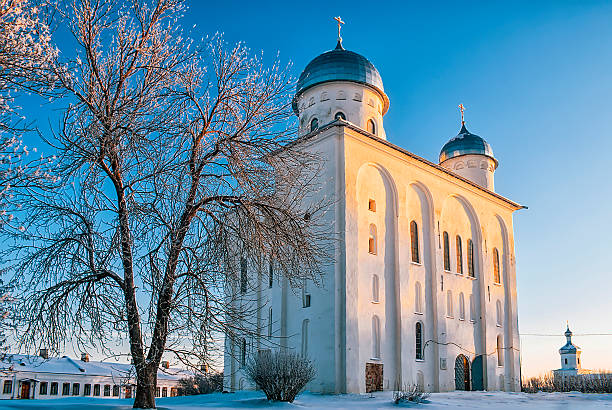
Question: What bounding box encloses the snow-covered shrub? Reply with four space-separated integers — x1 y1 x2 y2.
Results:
522 372 612 393
244 351 315 402
393 384 430 405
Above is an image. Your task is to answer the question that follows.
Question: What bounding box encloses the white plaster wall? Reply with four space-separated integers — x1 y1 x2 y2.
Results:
295 82 386 139
441 155 496 192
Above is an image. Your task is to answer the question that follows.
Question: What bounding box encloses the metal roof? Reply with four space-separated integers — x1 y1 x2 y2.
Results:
439 123 496 166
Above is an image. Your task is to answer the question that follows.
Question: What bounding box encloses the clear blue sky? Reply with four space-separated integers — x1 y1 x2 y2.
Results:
184 0 612 377
20 0 612 376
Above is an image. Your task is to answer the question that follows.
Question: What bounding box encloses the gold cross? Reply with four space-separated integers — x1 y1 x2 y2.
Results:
334 16 345 42
458 103 465 124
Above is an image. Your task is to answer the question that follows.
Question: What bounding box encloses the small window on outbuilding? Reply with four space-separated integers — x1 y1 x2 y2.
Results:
2 381 11 394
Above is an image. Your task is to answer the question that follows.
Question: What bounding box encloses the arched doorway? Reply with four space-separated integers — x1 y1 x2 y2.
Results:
454 355 470 391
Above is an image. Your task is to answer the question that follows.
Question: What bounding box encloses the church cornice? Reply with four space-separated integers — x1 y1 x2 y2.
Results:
292 119 526 211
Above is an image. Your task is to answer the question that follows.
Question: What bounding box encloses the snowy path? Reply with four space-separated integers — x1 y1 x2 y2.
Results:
1 391 612 409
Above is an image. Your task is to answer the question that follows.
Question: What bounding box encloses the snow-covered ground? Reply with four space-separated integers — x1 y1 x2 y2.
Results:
0 391 612 409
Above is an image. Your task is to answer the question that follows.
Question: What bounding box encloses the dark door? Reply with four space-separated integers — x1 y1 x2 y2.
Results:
365 363 383 392
454 354 470 391
471 355 485 391
20 382 30 399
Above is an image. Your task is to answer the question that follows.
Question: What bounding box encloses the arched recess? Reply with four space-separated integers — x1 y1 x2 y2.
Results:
495 214 515 390
356 162 401 391
440 194 487 388
407 181 438 391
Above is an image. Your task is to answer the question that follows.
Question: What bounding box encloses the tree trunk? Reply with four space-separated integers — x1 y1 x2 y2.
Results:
133 367 157 409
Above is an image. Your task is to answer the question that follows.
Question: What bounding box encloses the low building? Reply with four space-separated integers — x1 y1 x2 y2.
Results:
0 351 187 400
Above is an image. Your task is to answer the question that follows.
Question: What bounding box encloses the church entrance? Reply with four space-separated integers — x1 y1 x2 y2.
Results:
471 355 485 391
454 354 470 391
365 363 383 392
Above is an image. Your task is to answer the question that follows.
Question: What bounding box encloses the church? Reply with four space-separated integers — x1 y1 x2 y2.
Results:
224 21 523 394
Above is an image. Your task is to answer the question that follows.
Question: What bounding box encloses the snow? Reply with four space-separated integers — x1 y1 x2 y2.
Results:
0 391 611 409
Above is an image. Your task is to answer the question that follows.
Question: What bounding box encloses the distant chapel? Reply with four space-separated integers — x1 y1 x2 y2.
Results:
224 26 523 393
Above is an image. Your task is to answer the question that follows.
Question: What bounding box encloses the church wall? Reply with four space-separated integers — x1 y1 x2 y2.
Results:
440 154 496 191
341 126 521 393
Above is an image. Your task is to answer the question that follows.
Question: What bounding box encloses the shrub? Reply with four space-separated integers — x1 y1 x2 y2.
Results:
393 384 430 405
522 371 612 393
244 350 315 402
178 372 224 395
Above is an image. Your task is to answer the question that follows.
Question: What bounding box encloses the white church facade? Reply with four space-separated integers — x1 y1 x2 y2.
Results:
224 28 523 394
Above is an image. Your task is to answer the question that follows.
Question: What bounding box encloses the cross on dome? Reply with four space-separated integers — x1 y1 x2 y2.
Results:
458 103 466 125
334 16 345 44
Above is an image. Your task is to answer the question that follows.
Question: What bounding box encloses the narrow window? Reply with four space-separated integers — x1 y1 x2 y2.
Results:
84 384 91 396
267 307 272 338
241 338 247 366
496 300 503 326
565 358 568 365
469 294 475 322
310 118 319 132
415 322 423 360
2 381 11 394
62 383 70 396
301 319 310 357
302 279 311 308
446 290 453 318
112 385 119 397
414 281 422 313
162 387 168 397
372 275 380 302
50 382 58 395
104 385 111 397
368 224 377 254
459 292 465 320
93 384 100 396
493 248 501 284
240 257 248 294
368 199 376 212
155 387 161 397
334 111 346 120
443 231 450 271
456 235 463 274
410 220 420 263
72 383 80 396
497 335 504 366
39 382 48 395
268 261 273 288
468 239 475 277
372 315 381 359
367 119 376 134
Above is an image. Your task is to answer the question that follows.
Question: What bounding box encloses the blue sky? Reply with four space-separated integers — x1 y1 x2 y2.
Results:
18 1 612 376
184 0 612 377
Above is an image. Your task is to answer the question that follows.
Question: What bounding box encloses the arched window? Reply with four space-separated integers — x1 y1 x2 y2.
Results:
301 319 309 357
497 335 504 366
367 119 376 135
456 235 463 274
372 275 380 303
268 261 273 288
496 300 503 326
414 281 423 314
241 338 247 366
372 315 381 359
459 292 465 320
240 258 247 294
310 118 319 132
415 322 423 360
467 239 475 277
493 248 501 284
443 231 450 271
334 111 346 120
446 290 453 318
410 220 420 263
469 294 475 322
368 224 377 254
267 307 272 338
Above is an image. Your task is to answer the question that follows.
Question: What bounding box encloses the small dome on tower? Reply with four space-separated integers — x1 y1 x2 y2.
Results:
560 325 580 354
293 41 388 115
439 123 497 166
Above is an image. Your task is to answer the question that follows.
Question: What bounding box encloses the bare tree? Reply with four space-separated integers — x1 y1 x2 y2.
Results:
3 0 331 408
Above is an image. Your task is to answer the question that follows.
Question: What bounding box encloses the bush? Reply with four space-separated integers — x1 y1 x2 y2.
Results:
522 372 612 393
178 371 224 395
393 384 430 405
244 350 315 402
